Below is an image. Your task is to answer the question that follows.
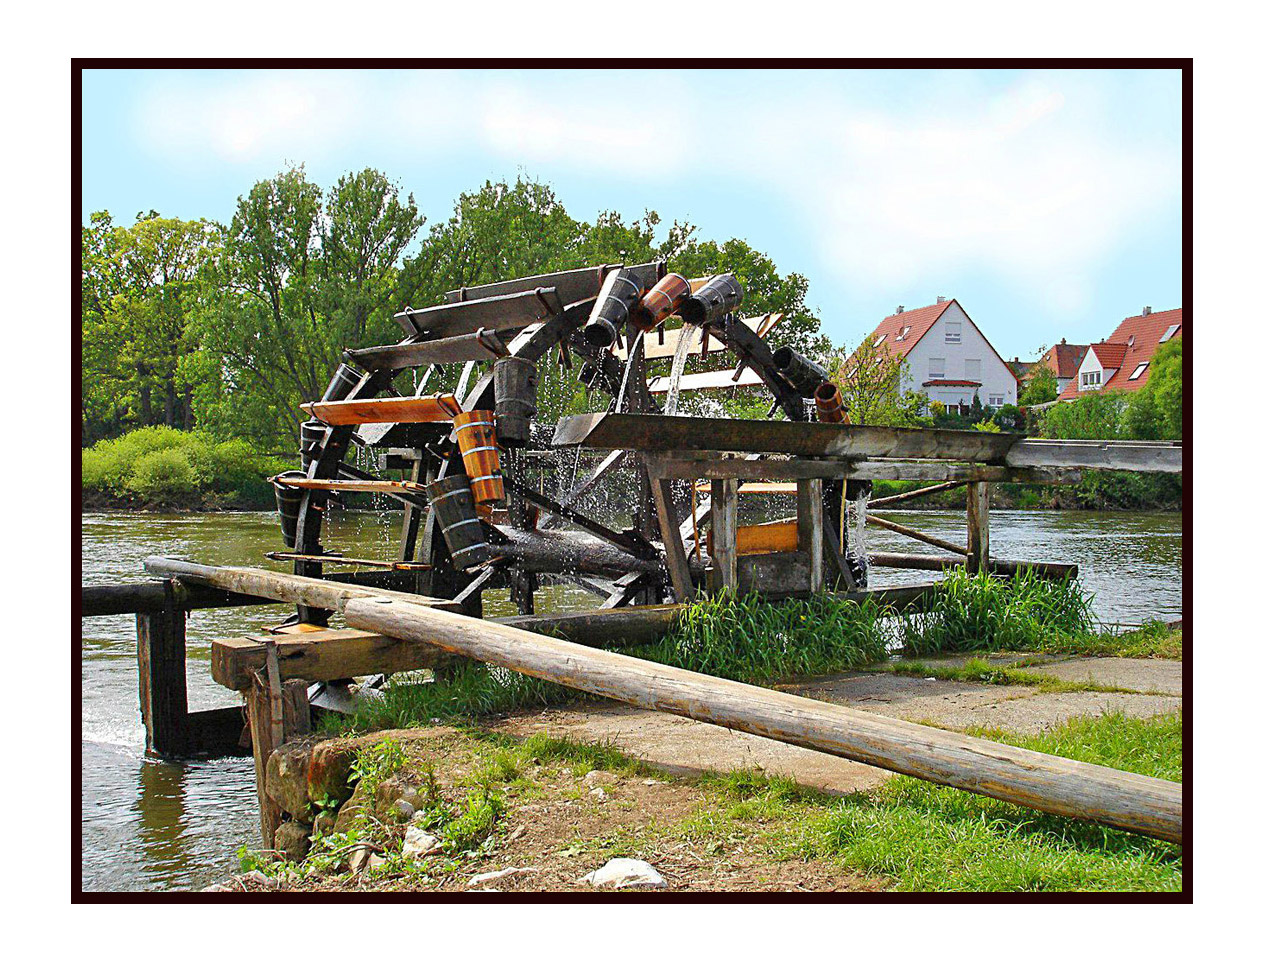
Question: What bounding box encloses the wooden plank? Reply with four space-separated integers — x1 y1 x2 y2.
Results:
135 580 188 758
644 463 695 602
646 366 766 394
868 552 1078 580
798 478 825 593
270 477 428 495
302 394 460 426
1005 439 1182 474
142 558 464 613
245 672 310 850
866 514 969 556
868 480 968 509
554 414 1020 462
710 478 738 590
650 455 1082 485
344 596 1182 844
966 481 991 574
616 314 783 361
442 262 661 307
707 519 799 557
394 286 563 338
347 329 510 370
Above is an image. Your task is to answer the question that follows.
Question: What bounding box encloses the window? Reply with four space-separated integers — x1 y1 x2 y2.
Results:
963 359 981 380
895 325 912 341
945 321 962 343
1081 370 1101 387
873 334 887 347
1159 323 1180 343
929 357 945 379
989 394 1005 407
1129 362 1149 381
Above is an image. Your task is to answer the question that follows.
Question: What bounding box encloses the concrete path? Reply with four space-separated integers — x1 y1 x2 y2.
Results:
493 655 1182 796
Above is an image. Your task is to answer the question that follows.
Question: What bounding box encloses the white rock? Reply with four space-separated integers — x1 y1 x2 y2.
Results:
589 787 608 802
468 866 538 887
347 845 376 875
200 882 234 893
583 770 618 787
581 858 667 890
402 825 441 858
642 779 665 786
240 870 278 889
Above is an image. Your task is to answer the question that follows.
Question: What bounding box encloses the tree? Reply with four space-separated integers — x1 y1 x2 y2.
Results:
1125 338 1182 440
1037 392 1130 440
827 335 927 426
1019 365 1059 406
190 166 422 449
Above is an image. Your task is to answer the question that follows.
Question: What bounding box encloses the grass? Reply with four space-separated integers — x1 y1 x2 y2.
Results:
684 712 1183 892
1037 622 1182 660
883 656 1133 694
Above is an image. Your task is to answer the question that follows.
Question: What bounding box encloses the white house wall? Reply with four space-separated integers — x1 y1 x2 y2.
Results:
902 302 1017 409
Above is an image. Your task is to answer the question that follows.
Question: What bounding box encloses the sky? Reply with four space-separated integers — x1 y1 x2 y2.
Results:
81 68 1182 361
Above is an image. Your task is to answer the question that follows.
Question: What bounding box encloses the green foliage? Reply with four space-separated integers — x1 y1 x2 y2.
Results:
1124 338 1182 440
349 737 408 795
80 425 288 507
896 568 1097 657
993 403 1023 431
828 334 928 427
1038 391 1130 440
973 417 1002 433
1018 364 1059 405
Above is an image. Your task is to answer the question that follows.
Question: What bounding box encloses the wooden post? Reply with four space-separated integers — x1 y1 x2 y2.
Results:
643 462 694 601
244 662 311 851
966 481 991 573
797 478 824 593
397 458 424 563
136 579 188 757
711 478 738 591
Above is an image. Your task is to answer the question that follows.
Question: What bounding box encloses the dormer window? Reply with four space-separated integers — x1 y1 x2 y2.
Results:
1129 362 1149 381
1159 323 1180 343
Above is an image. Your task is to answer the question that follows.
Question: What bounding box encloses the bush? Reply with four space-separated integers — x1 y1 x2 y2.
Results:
125 448 198 502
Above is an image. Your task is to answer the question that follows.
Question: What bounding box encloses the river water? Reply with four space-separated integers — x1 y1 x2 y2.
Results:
79 508 1183 892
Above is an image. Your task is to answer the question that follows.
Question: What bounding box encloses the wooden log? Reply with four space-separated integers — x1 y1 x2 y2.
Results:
344 596 1182 844
866 514 969 556
966 481 991 574
143 557 463 613
867 552 1079 579
347 329 511 370
650 456 1083 485
798 479 825 594
442 262 661 307
710 478 738 590
301 394 461 426
493 528 663 579
135 580 188 757
868 480 968 509
555 414 1019 462
82 580 278 617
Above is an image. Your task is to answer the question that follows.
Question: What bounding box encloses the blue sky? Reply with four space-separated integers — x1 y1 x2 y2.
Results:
82 68 1182 360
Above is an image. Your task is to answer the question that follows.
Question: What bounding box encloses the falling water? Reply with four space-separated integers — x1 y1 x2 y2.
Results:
848 485 870 562
662 321 700 417
613 329 645 414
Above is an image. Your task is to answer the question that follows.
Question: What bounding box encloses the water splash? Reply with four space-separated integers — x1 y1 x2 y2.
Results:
613 329 645 414
662 321 700 417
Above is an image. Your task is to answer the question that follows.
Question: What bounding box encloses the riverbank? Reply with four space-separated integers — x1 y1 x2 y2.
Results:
213 639 1182 894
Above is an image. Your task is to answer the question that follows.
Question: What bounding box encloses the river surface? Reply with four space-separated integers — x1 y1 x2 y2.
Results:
79 508 1182 892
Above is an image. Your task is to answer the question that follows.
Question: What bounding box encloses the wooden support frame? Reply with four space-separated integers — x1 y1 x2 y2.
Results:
646 454 1082 486
136 579 188 757
966 481 991 574
644 459 695 601
797 478 825 594
710 478 739 591
866 514 969 557
245 669 311 850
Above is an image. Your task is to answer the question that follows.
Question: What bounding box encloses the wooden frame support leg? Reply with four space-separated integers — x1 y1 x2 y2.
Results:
245 657 311 852
136 579 188 757
966 481 991 574
711 478 739 592
797 478 825 593
645 458 695 601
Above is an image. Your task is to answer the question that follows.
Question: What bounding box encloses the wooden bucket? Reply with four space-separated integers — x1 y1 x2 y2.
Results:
814 381 849 423
583 268 643 348
321 362 363 403
426 474 490 571
493 357 537 446
678 273 743 326
273 470 307 548
299 420 327 471
637 272 690 331
452 410 504 503
773 346 830 396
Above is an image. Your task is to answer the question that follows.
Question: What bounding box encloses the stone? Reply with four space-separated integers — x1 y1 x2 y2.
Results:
583 770 618 787
468 866 537 887
347 843 379 875
311 810 337 839
393 799 417 820
266 743 314 821
581 858 667 890
307 739 358 807
273 821 312 863
589 787 608 802
200 882 234 893
240 870 278 889
402 825 441 859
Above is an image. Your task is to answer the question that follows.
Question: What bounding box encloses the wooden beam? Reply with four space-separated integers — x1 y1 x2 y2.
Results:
270 477 428 495
1005 439 1182 474
868 552 1078 579
213 629 452 690
555 414 1020 462
868 480 968 508
302 394 460 426
442 262 661 307
657 458 1083 485
710 478 739 591
347 329 511 370
798 479 825 594
966 481 991 574
394 286 563 338
865 514 969 556
343 596 1182 844
645 463 695 602
136 580 188 757
245 670 310 850
616 314 783 361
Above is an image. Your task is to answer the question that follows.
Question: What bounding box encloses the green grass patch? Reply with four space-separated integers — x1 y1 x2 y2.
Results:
883 657 1132 694
1037 621 1182 660
685 712 1182 892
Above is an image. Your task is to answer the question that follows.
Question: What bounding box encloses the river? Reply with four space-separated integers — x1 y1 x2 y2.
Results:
79 507 1182 892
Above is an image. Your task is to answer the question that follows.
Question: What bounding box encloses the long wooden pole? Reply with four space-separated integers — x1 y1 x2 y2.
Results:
867 480 967 509
344 595 1181 844
865 514 969 556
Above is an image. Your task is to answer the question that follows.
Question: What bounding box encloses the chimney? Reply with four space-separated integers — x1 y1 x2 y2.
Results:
1143 306 1152 316
896 305 904 314
1060 337 1067 344
936 296 946 304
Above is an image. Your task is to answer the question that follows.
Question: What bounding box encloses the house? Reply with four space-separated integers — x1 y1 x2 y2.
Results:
1012 340 1089 395
862 298 1018 414
1059 307 1182 400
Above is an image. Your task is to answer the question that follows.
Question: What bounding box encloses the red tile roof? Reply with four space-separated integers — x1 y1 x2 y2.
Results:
923 379 981 387
1059 307 1183 400
866 301 954 359
1040 342 1089 379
